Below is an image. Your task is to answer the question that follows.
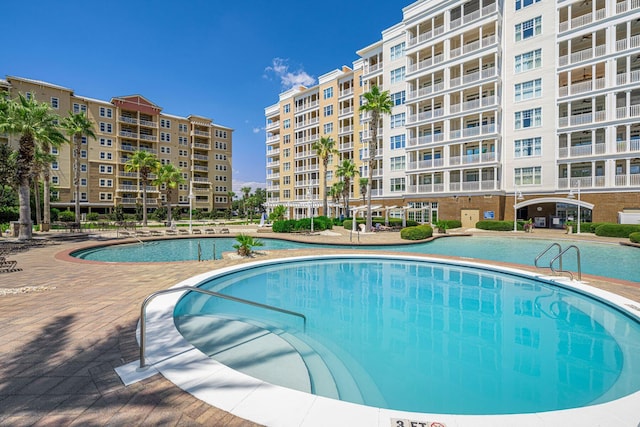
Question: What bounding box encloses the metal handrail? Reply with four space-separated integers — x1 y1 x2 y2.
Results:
549 245 582 282
139 286 307 368
534 243 563 271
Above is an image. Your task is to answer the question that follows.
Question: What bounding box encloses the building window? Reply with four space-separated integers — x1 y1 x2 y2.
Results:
390 177 405 192
52 176 59 184
515 49 542 73
99 179 113 187
515 166 542 185
390 113 406 129
323 87 333 99
390 156 406 171
99 122 112 133
515 108 542 129
161 132 171 142
99 152 113 160
81 192 87 201
99 165 113 173
390 135 406 149
25 92 32 100
81 164 87 172
73 103 87 113
51 161 59 170
515 137 542 157
515 16 542 41
391 91 406 106
390 42 405 60
283 119 291 129
161 119 171 128
283 104 290 113
51 97 59 109
323 123 333 134
516 0 541 11
515 79 542 102
390 67 406 84
100 192 113 201
324 105 333 116
99 107 113 118
179 124 188 132
99 138 112 146
51 147 59 155
283 162 291 171
80 178 87 186
161 146 171 154
80 150 87 159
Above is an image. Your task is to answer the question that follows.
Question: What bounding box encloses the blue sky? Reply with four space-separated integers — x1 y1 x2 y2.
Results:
2 1 409 192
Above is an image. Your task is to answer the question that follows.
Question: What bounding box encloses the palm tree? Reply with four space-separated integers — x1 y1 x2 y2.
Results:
61 112 96 223
360 85 392 231
336 159 358 216
359 177 368 206
233 234 264 257
269 204 287 221
240 186 251 217
312 136 337 216
124 150 160 226
153 163 185 225
31 146 56 229
329 181 344 218
0 94 66 240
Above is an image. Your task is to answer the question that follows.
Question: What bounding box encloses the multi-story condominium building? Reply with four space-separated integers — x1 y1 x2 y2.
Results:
1 75 233 217
265 0 640 227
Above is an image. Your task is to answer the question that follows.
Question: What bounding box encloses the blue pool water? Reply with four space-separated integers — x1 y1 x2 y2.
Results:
173 257 640 414
73 236 640 282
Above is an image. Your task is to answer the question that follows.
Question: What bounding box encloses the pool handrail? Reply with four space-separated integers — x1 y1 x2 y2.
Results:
549 245 582 281
534 242 563 272
139 286 307 369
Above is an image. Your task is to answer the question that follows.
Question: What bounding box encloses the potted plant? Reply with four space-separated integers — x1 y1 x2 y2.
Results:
233 234 264 257
565 220 574 234
435 220 448 234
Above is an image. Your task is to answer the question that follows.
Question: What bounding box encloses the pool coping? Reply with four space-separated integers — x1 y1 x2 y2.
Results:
139 254 640 427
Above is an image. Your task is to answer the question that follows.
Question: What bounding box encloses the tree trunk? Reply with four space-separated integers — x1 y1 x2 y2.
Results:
322 159 328 216
43 173 51 232
74 134 81 223
366 114 377 232
33 178 41 226
166 188 172 224
141 179 148 226
17 135 34 240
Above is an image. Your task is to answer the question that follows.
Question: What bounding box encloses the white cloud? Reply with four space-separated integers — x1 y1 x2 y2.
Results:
232 181 267 193
264 58 315 90
252 127 262 134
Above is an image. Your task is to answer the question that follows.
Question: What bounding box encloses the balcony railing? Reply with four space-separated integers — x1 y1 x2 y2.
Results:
266 135 280 144
558 9 606 33
139 119 156 128
339 141 354 151
119 116 137 124
407 158 445 170
559 45 606 67
294 100 319 113
558 77 606 97
192 142 210 150
616 104 640 119
558 143 605 158
615 173 640 186
139 134 157 142
407 133 445 148
266 121 280 130
558 111 606 127
407 108 445 125
449 123 496 140
616 138 640 152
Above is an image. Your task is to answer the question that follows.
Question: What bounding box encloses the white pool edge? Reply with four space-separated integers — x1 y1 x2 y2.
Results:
139 254 640 427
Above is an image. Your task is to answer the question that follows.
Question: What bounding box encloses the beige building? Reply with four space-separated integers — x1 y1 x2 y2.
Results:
1 75 233 216
265 0 640 226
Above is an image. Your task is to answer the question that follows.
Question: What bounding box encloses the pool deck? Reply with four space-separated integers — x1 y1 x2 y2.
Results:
1 226 639 426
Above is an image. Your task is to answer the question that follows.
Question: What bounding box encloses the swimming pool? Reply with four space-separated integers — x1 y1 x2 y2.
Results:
73 236 640 282
140 254 640 426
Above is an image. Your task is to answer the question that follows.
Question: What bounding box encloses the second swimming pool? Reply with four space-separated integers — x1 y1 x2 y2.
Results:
73 236 640 282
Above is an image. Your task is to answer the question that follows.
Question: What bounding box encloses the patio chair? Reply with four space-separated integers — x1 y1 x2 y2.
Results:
0 256 20 273
192 228 202 234
219 228 230 234
204 228 216 234
165 229 178 236
178 229 189 235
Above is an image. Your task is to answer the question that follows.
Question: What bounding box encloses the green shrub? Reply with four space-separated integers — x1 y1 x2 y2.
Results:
401 224 433 240
58 211 76 222
437 219 462 229
630 232 640 244
272 219 297 233
586 222 607 233
595 224 640 238
50 208 60 222
86 212 100 221
476 220 522 231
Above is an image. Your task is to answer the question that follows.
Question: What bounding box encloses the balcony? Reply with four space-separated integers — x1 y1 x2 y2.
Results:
450 35 498 60
139 119 156 128
616 104 640 120
407 83 445 101
449 3 497 31
450 66 497 89
449 96 497 114
119 116 137 124
407 133 445 148
339 88 354 98
266 148 280 157
363 62 383 76
407 158 445 171
266 120 280 130
193 165 209 172
339 107 354 116
449 180 498 192
558 9 606 33
120 130 137 139
192 142 211 150
361 128 384 140
407 108 445 125
294 100 319 113
407 54 444 75
120 144 135 152
616 138 640 153
406 183 446 194
449 151 498 166
266 173 280 180
614 173 640 186
267 160 280 168
139 134 157 142
558 78 606 97
192 129 210 137
557 176 605 189
339 141 354 151
559 143 606 158
139 146 157 154
616 69 640 86
339 125 354 135
449 123 496 140
192 153 208 161
294 117 319 130
193 177 210 183
559 45 606 67
266 135 280 144
558 111 606 127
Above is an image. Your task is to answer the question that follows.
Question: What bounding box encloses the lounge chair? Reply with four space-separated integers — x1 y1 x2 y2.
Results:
178 229 189 235
136 230 151 237
192 228 202 234
119 230 134 238
0 256 21 273
204 228 216 234
219 228 230 234
165 229 177 236
150 230 163 236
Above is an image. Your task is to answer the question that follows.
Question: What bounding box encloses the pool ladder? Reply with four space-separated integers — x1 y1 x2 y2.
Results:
138 286 307 368
534 242 582 281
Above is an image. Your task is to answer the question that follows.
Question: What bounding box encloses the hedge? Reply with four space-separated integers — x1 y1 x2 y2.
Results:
630 232 640 244
343 217 417 231
476 220 522 231
594 224 640 238
272 216 333 233
0 207 19 223
438 219 462 229
400 224 433 240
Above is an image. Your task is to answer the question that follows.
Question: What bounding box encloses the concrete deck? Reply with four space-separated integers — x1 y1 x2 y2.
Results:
0 226 638 426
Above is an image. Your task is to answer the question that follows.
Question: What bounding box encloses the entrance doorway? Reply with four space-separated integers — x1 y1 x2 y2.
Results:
461 209 479 228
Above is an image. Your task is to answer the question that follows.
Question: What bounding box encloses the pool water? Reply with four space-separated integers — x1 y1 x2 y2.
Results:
174 257 640 415
73 236 640 282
